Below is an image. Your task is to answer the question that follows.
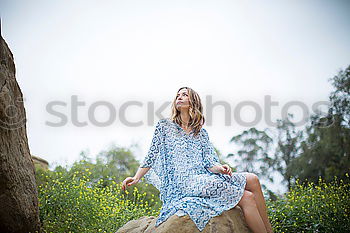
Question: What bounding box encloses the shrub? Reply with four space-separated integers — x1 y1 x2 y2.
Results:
267 173 350 233
37 169 160 233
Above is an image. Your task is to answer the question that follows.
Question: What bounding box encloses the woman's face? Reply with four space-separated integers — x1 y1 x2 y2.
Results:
176 88 190 111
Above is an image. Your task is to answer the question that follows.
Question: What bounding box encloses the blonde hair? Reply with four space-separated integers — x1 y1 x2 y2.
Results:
170 87 205 137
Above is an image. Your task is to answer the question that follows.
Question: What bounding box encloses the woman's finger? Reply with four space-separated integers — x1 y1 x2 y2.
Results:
129 181 134 186
224 165 230 171
222 165 232 176
220 167 226 173
122 177 132 190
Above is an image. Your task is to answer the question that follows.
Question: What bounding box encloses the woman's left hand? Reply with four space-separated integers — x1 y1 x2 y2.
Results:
219 164 232 176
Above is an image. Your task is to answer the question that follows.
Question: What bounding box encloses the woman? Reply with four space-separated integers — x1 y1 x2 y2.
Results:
122 87 273 233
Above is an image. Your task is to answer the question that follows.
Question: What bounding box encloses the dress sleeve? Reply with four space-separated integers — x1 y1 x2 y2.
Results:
201 128 221 169
140 119 164 168
139 119 166 192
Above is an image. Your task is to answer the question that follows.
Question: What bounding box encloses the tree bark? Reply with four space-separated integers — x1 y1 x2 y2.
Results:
0 29 41 232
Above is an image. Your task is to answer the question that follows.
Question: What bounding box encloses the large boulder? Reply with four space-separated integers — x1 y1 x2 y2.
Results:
0 25 41 232
116 207 252 233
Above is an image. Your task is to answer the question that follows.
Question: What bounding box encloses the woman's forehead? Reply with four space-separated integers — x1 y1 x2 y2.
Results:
177 89 188 94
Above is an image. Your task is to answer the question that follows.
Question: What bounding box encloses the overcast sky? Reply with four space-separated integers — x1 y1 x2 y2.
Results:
1 0 350 194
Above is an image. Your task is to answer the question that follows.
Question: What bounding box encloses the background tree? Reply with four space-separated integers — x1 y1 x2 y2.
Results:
329 65 350 127
272 113 304 191
290 65 350 184
228 128 274 181
228 127 277 200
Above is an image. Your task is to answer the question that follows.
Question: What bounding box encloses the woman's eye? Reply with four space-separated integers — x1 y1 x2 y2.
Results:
177 93 187 97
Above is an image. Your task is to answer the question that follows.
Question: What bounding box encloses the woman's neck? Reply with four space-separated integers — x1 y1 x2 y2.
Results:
179 112 190 128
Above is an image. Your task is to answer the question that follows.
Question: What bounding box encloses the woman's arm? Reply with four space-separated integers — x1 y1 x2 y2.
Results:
122 166 151 190
133 167 150 180
123 120 165 190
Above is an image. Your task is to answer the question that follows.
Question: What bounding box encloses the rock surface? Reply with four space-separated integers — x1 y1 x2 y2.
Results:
32 155 49 170
116 207 252 233
0 28 41 232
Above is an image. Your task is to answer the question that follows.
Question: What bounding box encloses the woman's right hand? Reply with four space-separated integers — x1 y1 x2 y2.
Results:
121 176 140 191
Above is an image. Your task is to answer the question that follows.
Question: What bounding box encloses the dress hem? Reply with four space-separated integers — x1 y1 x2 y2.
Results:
194 176 247 232
154 173 248 232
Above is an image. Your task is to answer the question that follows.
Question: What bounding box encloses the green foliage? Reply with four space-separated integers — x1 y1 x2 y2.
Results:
328 65 350 124
267 173 350 233
35 143 163 232
273 113 304 191
35 144 162 209
229 128 274 182
37 168 160 233
291 114 350 184
228 127 278 199
228 65 350 195
72 144 141 185
291 65 350 184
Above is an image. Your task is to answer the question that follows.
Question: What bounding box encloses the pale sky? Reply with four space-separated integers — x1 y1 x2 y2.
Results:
1 0 350 194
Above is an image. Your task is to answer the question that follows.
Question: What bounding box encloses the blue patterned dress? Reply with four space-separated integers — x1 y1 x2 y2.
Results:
140 118 247 232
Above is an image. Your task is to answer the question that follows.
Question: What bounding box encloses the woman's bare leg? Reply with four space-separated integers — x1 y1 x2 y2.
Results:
245 173 273 233
237 190 267 233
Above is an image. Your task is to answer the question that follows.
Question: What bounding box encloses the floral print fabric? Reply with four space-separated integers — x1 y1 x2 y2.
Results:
140 118 247 231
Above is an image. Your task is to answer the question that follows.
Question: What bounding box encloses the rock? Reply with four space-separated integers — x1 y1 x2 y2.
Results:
116 206 252 233
31 155 49 170
0 24 41 232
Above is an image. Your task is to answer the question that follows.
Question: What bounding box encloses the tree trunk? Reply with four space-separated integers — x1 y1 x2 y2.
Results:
0 26 41 233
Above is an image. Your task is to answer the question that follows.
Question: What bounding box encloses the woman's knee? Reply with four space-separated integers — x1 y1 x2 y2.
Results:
245 172 261 191
237 190 257 208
